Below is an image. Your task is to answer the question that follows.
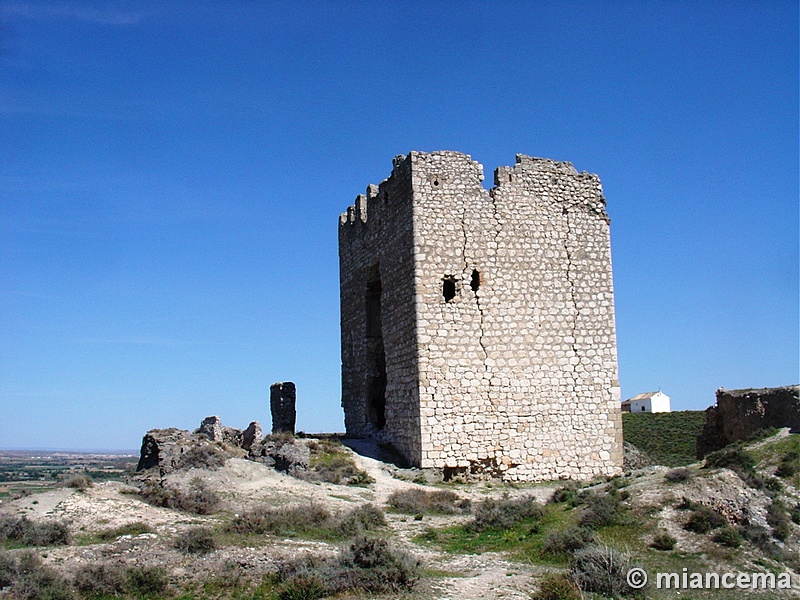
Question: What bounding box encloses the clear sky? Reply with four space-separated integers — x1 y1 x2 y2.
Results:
1 1 797 451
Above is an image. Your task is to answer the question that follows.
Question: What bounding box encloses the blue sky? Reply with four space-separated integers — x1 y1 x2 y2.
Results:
1 1 797 451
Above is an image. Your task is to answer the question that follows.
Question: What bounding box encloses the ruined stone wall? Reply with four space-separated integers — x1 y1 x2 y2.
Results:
696 386 800 458
339 151 623 481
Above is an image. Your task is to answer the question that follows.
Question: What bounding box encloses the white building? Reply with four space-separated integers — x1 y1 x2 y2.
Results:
621 391 671 413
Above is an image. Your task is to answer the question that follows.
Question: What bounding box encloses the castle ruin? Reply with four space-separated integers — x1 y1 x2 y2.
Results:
339 151 623 481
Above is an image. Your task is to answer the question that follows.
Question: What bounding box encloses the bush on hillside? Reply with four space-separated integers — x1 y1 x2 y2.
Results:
684 507 727 534
227 502 385 540
177 443 228 470
387 488 471 515
776 451 799 478
175 527 218 554
0 550 73 600
579 492 622 529
704 446 755 474
651 531 677 551
74 563 127 596
532 572 582 600
542 526 595 555
467 495 543 532
64 473 93 490
140 477 221 515
571 545 641 598
275 535 420 599
126 565 169 596
713 527 742 548
0 515 71 547
664 468 692 483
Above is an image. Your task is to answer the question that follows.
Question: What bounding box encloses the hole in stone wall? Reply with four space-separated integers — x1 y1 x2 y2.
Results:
366 269 382 339
433 179 440 187
442 277 457 302
365 264 386 430
470 269 481 292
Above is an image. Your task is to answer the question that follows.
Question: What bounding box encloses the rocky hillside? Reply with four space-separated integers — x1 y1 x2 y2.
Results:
0 425 798 599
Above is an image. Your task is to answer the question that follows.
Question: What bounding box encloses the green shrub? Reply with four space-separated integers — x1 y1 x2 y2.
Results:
275 535 420 598
126 565 168 596
278 573 326 600
175 527 217 554
468 495 543 532
387 488 470 515
141 478 221 515
664 467 692 483
767 500 791 541
542 526 595 556
306 440 373 485
684 507 727 534
228 502 383 540
739 522 771 546
651 531 677 551
334 535 421 593
532 572 582 600
0 515 71 547
549 485 580 507
333 504 386 537
579 492 622 529
704 446 755 475
713 527 742 548
0 550 15 587
570 544 640 598
64 474 93 490
74 563 127 596
177 443 228 470
227 503 331 536
775 451 798 478
0 551 73 600
790 503 800 525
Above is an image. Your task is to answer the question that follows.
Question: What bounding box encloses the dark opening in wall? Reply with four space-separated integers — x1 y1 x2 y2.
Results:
365 265 386 430
470 269 481 292
366 271 382 338
443 277 457 302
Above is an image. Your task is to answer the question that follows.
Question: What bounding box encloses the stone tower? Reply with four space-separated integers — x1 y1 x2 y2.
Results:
338 151 623 481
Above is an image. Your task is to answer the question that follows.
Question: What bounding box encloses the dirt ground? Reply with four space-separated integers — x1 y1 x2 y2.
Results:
4 442 560 599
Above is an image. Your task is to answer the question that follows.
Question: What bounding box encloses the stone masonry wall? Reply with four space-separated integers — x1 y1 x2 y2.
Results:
339 151 623 481
696 386 800 458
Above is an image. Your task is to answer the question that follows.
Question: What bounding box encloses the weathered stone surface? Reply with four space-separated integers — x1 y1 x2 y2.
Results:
338 152 623 481
137 428 191 473
270 382 297 434
242 421 262 451
136 428 232 476
696 385 800 458
623 441 654 472
199 415 244 447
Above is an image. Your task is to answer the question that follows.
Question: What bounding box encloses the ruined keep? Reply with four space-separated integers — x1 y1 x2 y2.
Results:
339 151 623 481
270 381 297 434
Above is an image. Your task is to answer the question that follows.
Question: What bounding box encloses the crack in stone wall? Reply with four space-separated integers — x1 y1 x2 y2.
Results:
562 207 580 363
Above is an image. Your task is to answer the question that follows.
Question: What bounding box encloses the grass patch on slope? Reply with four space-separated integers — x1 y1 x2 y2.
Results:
622 410 706 466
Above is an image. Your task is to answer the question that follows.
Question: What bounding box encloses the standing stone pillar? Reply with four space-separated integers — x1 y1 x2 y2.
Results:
270 382 296 434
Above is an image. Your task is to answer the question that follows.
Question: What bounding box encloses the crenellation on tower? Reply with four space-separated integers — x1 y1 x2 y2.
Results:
339 151 623 481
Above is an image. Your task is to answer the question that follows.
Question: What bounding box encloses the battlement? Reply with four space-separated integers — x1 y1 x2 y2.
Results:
341 151 607 228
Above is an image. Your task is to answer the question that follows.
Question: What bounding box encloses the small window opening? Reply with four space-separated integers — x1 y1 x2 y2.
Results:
442 277 457 302
433 179 440 188
470 269 481 292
